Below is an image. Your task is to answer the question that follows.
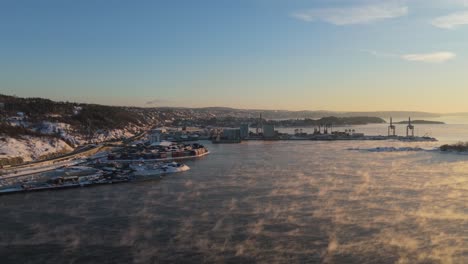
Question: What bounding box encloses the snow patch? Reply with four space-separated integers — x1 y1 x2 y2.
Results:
0 135 73 162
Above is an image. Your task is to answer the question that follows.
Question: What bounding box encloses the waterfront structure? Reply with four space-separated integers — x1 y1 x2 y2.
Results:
263 124 276 139
213 128 241 143
240 124 249 139
256 114 263 134
223 128 241 140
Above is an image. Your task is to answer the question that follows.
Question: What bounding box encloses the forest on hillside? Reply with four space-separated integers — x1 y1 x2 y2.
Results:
0 94 160 133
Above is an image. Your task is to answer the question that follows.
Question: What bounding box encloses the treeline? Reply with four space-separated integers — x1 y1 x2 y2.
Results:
72 105 147 131
0 94 160 132
0 94 76 118
174 116 386 128
270 116 386 127
0 123 61 139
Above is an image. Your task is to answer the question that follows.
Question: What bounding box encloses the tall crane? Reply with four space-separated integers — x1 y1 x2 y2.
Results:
388 117 396 137
406 117 414 137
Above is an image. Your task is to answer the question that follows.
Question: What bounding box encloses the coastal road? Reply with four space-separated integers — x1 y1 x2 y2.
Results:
0 128 152 178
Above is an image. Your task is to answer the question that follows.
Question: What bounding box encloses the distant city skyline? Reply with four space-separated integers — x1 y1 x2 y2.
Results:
2 0 468 112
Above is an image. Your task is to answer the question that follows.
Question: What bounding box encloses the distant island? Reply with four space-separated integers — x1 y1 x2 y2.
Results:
174 116 387 128
270 116 386 127
395 120 445 125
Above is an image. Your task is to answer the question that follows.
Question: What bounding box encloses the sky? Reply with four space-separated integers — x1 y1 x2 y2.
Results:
1 0 468 112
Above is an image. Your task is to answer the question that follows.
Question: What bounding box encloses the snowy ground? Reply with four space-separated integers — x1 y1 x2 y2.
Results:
34 121 141 146
0 136 73 162
0 158 87 180
0 121 151 164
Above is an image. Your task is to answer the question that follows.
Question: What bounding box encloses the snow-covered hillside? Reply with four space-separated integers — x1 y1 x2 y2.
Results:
0 94 162 164
33 121 151 146
0 123 151 164
0 136 73 162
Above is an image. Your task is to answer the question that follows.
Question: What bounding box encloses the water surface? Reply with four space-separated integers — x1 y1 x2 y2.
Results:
1 125 468 263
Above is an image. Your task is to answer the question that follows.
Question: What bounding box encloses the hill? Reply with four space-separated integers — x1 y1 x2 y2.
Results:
0 94 159 132
154 107 440 120
0 94 164 165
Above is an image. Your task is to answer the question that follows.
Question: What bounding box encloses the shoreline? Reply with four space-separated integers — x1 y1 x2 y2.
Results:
243 135 437 142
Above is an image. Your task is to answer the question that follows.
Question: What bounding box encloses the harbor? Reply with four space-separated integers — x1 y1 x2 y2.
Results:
0 161 192 195
211 117 437 143
0 141 209 195
0 136 462 263
0 118 437 195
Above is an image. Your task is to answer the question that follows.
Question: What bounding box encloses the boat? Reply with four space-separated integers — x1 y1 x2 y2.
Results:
130 162 190 177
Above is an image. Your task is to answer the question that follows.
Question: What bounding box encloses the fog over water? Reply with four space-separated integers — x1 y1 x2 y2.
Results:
1 123 468 263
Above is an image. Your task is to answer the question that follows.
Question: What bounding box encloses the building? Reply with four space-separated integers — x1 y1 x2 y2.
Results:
149 128 167 143
263 124 276 139
213 128 241 143
240 124 249 139
223 128 241 140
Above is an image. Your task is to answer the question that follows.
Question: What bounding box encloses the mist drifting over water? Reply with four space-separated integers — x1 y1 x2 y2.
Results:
0 123 467 263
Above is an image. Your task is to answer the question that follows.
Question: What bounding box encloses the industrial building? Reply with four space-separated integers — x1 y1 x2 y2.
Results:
263 124 277 139
223 128 241 140
240 124 249 139
213 128 241 143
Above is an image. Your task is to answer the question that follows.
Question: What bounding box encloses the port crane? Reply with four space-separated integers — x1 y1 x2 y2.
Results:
388 117 396 137
406 117 414 137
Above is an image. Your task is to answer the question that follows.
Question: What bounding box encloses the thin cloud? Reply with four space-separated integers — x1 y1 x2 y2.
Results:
432 11 468 29
361 49 399 58
401 52 456 63
145 99 171 105
364 50 456 63
291 3 408 25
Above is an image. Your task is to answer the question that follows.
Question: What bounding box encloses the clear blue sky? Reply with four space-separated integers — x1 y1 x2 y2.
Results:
1 0 468 112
